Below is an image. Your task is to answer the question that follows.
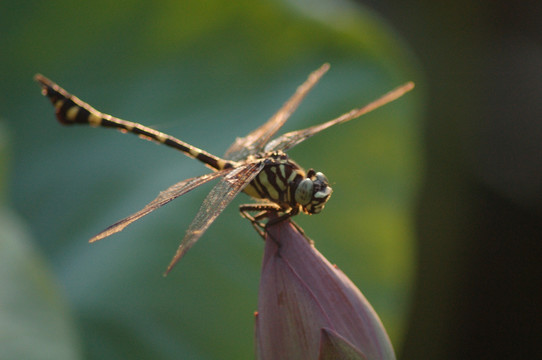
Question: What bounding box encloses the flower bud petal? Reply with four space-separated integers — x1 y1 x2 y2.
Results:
319 327 367 360
255 220 395 360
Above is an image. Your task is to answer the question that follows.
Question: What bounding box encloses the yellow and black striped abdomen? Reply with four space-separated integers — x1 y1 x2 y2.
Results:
35 74 233 172
243 153 304 209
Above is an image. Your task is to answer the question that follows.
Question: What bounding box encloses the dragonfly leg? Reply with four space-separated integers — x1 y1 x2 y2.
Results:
266 206 299 227
239 203 283 238
239 204 305 241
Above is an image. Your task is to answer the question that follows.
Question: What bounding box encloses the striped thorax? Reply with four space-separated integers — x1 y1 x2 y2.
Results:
243 151 333 214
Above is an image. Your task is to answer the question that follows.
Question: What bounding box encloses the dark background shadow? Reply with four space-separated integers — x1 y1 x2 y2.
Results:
360 1 542 358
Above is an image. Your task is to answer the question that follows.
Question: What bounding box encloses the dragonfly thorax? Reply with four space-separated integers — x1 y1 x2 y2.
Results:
243 151 332 214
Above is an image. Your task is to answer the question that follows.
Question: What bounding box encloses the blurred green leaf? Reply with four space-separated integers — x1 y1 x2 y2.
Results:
0 123 80 359
0 208 81 360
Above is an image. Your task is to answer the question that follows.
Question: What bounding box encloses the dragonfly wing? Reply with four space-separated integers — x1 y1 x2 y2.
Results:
89 168 234 243
265 81 415 152
224 63 330 161
164 161 265 275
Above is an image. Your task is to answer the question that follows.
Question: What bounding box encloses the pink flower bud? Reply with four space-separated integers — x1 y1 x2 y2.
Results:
255 220 395 360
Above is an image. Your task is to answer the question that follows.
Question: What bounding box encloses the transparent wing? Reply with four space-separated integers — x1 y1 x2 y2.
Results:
224 63 330 161
264 81 415 152
164 161 265 275
89 168 234 243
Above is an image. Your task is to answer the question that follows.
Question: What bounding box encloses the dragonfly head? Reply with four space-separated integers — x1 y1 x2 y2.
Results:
295 169 333 214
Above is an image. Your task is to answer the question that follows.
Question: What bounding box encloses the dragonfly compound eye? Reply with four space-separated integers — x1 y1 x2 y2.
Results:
297 171 333 214
295 178 314 206
315 172 328 184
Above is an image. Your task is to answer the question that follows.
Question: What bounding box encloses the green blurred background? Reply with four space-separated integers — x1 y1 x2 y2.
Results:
2 0 539 359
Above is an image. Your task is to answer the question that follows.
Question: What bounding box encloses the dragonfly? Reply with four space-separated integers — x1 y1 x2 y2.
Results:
35 63 414 275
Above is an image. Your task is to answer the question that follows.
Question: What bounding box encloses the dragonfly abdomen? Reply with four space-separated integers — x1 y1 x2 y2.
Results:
35 74 233 171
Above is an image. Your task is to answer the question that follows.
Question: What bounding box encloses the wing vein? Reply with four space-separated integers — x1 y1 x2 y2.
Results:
164 161 265 275
224 63 330 160
89 168 234 243
265 81 415 152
